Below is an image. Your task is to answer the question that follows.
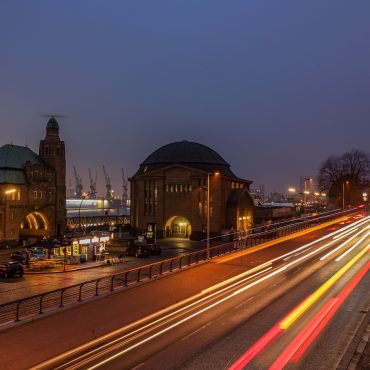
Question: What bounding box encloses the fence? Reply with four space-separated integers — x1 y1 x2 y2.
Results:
0 207 362 327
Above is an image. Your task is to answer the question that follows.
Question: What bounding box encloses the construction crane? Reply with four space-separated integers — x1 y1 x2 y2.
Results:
88 168 98 199
102 165 113 201
73 166 83 198
121 168 128 207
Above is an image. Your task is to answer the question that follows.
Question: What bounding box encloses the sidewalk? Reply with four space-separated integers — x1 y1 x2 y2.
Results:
24 257 124 274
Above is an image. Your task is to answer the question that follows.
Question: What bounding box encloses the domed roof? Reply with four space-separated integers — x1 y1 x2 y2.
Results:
142 141 229 166
46 117 59 130
0 144 43 184
135 140 239 178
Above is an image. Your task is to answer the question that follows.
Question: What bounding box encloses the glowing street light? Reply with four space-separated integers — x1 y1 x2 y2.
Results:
343 181 350 209
288 187 296 193
3 188 17 241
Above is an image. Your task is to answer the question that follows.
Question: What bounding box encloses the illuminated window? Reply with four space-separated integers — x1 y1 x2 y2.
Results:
33 190 37 199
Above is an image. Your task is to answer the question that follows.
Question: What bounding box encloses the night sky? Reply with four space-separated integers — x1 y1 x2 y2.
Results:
1 1 370 195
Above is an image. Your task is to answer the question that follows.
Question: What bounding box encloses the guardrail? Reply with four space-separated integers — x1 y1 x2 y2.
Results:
0 207 363 327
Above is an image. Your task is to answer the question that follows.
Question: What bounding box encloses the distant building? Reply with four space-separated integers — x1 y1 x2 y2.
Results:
129 141 254 240
0 118 66 244
250 184 265 205
299 176 317 193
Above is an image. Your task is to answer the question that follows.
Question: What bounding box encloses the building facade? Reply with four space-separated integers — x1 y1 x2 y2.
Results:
0 118 66 244
129 141 254 240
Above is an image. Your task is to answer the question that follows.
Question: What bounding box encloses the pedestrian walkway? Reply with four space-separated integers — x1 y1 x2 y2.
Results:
25 256 125 274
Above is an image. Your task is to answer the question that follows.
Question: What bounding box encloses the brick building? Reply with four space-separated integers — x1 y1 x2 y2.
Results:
0 117 66 244
129 141 254 240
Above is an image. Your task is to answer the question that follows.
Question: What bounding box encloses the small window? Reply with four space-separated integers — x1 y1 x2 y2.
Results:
33 190 37 199
38 190 42 199
189 184 192 192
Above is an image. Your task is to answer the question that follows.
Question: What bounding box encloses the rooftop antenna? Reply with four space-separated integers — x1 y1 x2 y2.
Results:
38 113 68 119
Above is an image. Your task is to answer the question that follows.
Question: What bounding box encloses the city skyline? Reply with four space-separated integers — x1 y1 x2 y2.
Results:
1 1 370 194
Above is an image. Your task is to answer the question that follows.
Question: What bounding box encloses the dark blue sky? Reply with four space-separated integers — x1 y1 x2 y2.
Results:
1 1 370 195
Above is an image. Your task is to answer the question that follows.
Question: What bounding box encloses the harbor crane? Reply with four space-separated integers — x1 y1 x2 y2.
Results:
88 168 98 199
121 168 128 207
102 165 113 201
73 166 83 198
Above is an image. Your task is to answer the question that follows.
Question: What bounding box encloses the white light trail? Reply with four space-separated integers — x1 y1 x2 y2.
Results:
335 231 370 261
320 226 370 261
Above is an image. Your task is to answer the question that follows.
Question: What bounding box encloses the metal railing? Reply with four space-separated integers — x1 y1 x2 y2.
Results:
0 207 362 327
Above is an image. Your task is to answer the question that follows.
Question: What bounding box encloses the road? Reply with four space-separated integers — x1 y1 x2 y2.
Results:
0 213 368 370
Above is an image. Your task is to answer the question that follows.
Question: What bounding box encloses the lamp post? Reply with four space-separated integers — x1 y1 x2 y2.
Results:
78 193 88 230
2 189 17 243
303 178 312 215
342 181 349 209
206 171 220 259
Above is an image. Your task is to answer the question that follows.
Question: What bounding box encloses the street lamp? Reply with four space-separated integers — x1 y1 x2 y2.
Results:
206 171 220 259
2 188 17 242
302 178 312 215
78 192 88 230
342 181 349 209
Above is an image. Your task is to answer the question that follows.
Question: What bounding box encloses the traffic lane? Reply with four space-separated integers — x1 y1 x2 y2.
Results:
65 230 370 370
126 245 370 370
0 220 366 370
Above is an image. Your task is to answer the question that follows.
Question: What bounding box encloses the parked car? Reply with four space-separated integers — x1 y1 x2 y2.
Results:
0 262 24 278
125 243 150 258
27 247 46 260
148 244 161 256
10 251 30 265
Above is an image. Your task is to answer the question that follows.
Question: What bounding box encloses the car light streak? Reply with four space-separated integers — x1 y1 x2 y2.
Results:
228 244 370 370
320 226 370 261
269 298 338 370
333 227 358 240
35 215 369 370
335 231 370 261
86 266 286 370
271 256 370 369
35 266 273 370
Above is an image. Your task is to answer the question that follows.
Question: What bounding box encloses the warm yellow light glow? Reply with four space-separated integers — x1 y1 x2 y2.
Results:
363 193 368 197
35 212 48 230
304 191 310 195
214 171 220 176
321 193 326 197
314 192 320 196
5 188 17 195
288 187 296 193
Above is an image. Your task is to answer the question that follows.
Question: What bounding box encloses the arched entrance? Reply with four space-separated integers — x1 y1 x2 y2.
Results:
19 211 49 238
165 216 191 238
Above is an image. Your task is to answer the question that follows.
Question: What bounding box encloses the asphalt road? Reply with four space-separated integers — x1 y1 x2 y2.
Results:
76 214 370 370
0 213 368 370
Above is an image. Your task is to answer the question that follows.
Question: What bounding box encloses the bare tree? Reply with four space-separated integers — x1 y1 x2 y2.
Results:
318 150 370 205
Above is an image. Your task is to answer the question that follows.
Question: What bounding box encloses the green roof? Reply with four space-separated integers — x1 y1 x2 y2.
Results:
0 144 43 184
